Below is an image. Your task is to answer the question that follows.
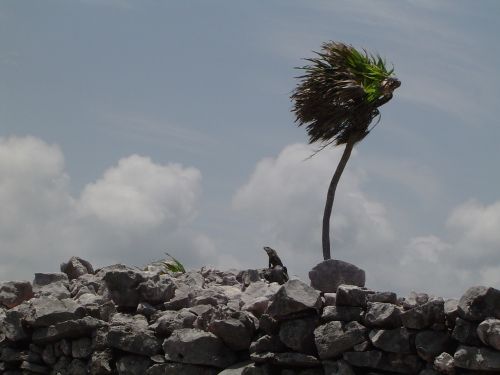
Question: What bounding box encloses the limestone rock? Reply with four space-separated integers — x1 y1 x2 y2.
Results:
477 318 500 350
458 286 500 321
433 352 455 375
451 317 481 346
314 321 367 359
279 316 317 354
163 328 236 368
116 355 152 375
309 260 365 293
336 285 374 308
101 264 145 309
0 281 34 308
60 256 94 280
208 318 253 351
322 305 363 323
400 298 445 330
454 345 500 371
32 316 107 343
364 302 402 328
414 330 453 362
369 327 413 353
266 279 321 320
250 351 320 367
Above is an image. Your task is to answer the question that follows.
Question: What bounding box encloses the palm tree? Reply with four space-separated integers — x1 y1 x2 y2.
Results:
291 41 400 261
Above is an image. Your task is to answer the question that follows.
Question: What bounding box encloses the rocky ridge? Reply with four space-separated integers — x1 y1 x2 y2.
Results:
0 256 499 374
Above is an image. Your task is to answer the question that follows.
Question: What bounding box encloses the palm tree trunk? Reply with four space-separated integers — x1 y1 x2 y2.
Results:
322 139 355 260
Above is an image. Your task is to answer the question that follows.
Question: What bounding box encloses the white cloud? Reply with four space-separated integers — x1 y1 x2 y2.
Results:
0 136 212 281
79 155 201 228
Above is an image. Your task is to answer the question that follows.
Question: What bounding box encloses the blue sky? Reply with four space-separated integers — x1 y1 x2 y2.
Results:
1 0 499 297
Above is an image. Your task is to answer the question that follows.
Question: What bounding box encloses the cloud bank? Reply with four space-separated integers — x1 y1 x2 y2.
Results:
0 136 213 281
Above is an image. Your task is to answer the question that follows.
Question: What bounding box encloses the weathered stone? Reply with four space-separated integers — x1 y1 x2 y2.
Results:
400 298 445 330
364 302 402 328
41 344 56 365
163 328 236 368
177 271 205 289
336 285 374 308
239 269 261 287
72 337 93 358
444 299 459 328
454 345 500 371
353 340 372 351
208 318 253 351
68 358 88 375
19 361 49 374
259 314 278 335
433 352 454 375
101 264 145 309
369 328 413 353
250 351 320 367
89 349 113 374
107 326 161 356
323 293 336 306
477 318 500 350
33 273 69 287
151 309 197 337
451 317 481 346
266 280 321 320
367 291 398 304
309 260 365 293
25 296 81 327
343 350 423 374
137 276 176 305
242 296 270 317
415 330 454 362
322 305 363 323
0 281 33 308
190 304 216 330
250 335 287 353
402 292 429 310
241 281 280 308
60 256 94 280
323 359 356 375
116 355 151 375
164 287 192 310
146 362 218 375
279 316 317 354
3 303 30 341
314 321 367 359
458 286 500 321
32 316 107 343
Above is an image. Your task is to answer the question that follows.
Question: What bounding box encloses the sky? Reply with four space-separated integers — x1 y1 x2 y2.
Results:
1 0 499 298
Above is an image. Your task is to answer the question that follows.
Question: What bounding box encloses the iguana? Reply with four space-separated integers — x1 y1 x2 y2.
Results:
263 246 289 282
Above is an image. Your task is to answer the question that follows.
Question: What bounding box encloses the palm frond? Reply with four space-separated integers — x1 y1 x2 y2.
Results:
291 41 400 146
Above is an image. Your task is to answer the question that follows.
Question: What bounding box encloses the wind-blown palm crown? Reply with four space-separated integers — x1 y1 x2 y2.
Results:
291 41 400 146
291 41 400 261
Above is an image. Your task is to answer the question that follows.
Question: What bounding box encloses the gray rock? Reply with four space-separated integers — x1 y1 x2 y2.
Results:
477 318 500 350
314 321 367 359
250 335 287 353
369 327 413 353
163 328 236 368
400 298 445 330
259 314 278 335
433 352 454 375
279 316 317 354
19 361 49 374
322 305 363 322
32 316 107 343
89 349 113 374
242 296 269 317
101 264 145 309
309 259 365 293
402 292 429 310
218 360 254 375
250 351 320 367
151 309 197 337
458 286 500 321
177 271 205 289
164 287 192 310
415 330 453 362
41 344 56 365
116 355 151 375
71 337 93 358
136 276 176 305
364 302 402 328
239 269 261 287
208 318 253 351
367 291 398 304
2 303 30 341
146 362 218 375
444 299 459 328
323 293 336 306
106 322 161 356
68 358 88 375
353 340 372 351
323 359 356 375
60 256 94 280
451 317 481 345
0 281 34 308
454 345 500 371
266 279 321 320
336 285 374 308
33 272 69 287
343 350 423 374
25 296 81 327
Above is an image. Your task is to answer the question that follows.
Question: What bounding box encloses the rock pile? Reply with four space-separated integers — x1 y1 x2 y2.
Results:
0 256 500 374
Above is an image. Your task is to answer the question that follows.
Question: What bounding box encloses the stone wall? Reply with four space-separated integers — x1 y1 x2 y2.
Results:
1 257 500 374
